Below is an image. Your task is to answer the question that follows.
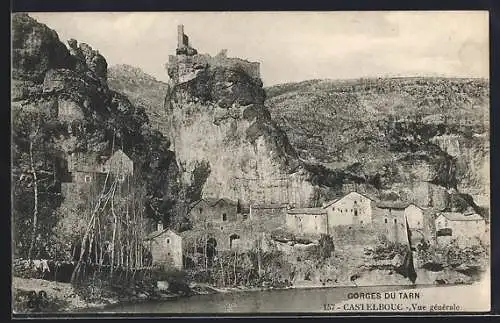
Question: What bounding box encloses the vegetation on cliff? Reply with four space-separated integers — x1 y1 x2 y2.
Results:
11 13 180 262
265 78 489 197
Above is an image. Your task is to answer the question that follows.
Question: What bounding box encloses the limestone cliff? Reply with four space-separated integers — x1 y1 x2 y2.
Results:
266 78 489 211
165 50 317 207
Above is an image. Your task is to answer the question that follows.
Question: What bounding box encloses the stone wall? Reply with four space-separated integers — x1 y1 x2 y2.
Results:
328 222 408 246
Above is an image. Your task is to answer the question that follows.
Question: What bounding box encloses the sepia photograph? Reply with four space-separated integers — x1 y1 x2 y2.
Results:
11 11 490 315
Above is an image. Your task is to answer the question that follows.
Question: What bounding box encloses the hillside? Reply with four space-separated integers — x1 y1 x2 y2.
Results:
108 64 171 134
265 78 489 204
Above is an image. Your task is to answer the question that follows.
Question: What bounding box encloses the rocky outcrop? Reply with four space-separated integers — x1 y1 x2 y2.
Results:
12 13 73 83
165 49 317 207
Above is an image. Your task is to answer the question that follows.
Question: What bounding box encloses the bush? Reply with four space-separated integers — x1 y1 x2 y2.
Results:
318 234 335 260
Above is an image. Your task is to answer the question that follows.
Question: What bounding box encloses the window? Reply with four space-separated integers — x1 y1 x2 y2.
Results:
417 221 420 225
332 207 335 211
168 252 171 256
199 208 203 214
354 210 358 216
389 209 392 214
360 221 363 224
221 226 224 231
394 219 397 224
384 218 388 224
84 175 92 183
166 238 170 244
222 213 227 221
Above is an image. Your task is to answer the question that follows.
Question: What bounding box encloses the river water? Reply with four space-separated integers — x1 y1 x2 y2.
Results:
96 285 425 313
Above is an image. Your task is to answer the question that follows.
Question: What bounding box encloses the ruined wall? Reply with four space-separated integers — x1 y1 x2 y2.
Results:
185 215 283 251
286 213 328 237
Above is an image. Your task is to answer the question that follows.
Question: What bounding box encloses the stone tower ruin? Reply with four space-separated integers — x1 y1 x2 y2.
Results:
176 24 197 56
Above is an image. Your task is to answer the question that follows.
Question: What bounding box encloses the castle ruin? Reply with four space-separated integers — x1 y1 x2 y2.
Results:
168 25 260 85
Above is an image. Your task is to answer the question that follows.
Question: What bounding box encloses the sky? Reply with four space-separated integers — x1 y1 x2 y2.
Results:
28 11 489 86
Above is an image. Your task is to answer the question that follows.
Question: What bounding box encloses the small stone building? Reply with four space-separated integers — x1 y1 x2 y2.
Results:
372 200 407 226
435 212 486 240
249 203 288 220
61 149 134 200
188 198 239 224
144 224 183 271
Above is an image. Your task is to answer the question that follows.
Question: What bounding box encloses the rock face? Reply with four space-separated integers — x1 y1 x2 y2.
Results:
166 50 317 207
12 13 73 83
266 78 489 211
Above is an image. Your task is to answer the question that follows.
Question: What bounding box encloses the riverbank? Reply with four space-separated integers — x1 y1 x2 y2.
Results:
12 271 488 313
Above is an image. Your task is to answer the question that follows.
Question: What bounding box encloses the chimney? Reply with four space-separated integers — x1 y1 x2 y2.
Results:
177 25 184 49
157 221 164 232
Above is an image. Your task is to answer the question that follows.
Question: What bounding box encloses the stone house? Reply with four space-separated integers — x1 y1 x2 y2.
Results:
286 208 327 237
144 223 183 271
372 200 407 226
435 212 486 240
61 149 134 201
188 198 239 224
322 191 375 228
249 203 288 220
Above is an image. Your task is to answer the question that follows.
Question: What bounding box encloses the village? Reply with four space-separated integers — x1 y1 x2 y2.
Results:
53 139 488 275
49 24 489 275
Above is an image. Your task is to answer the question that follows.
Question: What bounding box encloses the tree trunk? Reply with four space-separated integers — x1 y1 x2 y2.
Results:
220 257 225 286
233 250 237 286
27 138 39 261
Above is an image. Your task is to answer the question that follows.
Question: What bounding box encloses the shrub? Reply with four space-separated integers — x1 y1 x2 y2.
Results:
318 234 335 260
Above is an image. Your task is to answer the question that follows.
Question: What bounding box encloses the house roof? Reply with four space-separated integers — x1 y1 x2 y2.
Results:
189 198 219 209
144 229 180 241
212 198 238 206
287 207 327 215
106 149 132 162
251 203 288 209
437 212 484 222
188 197 238 211
322 191 376 208
375 200 409 209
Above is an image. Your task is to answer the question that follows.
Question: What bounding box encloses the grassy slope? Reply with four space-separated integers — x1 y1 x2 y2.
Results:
107 64 171 134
